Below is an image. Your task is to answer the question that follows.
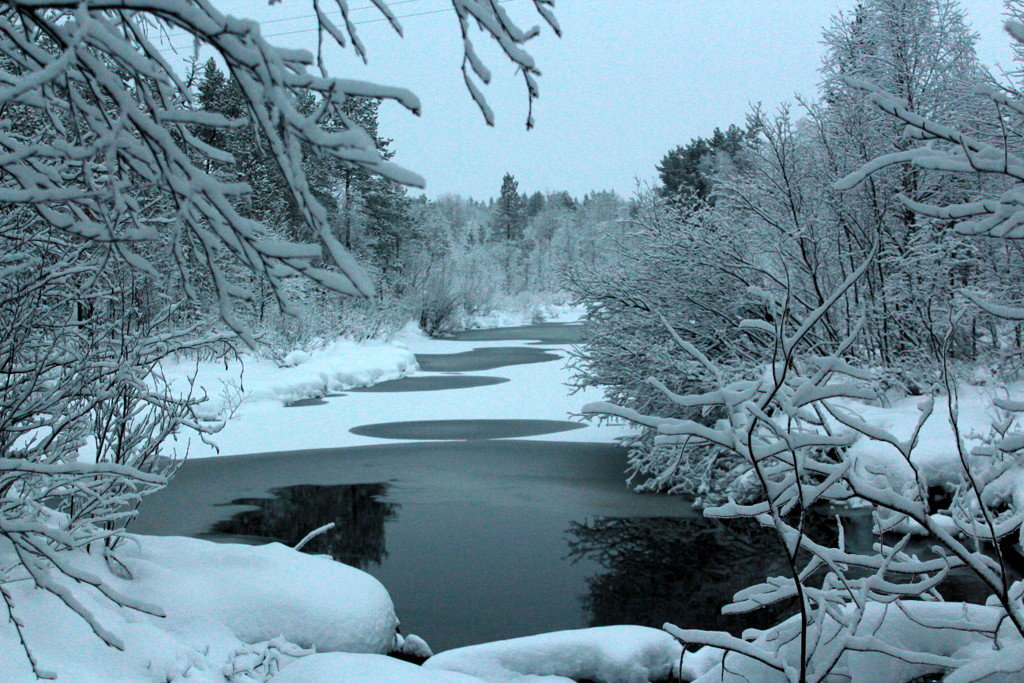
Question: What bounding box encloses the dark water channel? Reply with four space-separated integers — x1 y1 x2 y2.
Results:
133 323 992 652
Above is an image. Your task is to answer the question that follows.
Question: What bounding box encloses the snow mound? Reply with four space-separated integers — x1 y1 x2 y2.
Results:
281 350 311 367
115 535 398 654
275 652 480 682
0 535 397 680
396 632 434 658
423 625 682 682
841 383 1024 501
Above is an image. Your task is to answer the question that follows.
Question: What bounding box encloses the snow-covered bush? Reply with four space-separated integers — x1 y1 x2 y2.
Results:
0 232 219 676
568 191 769 501
573 0 1018 504
586 247 1024 680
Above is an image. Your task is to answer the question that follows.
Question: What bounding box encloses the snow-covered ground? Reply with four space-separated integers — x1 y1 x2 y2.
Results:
832 381 1024 532
166 320 634 459
846 383 1021 486
422 626 683 681
0 534 686 681
159 337 418 424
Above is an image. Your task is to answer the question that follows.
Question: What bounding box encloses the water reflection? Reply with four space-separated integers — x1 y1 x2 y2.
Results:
568 514 1004 638
568 516 799 635
212 483 397 569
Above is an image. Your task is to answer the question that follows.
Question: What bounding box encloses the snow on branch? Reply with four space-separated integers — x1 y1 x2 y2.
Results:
0 0 557 340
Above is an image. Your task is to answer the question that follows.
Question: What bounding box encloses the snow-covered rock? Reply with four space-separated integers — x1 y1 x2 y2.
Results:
114 535 397 654
396 632 434 658
422 625 683 682
281 350 311 367
0 535 397 681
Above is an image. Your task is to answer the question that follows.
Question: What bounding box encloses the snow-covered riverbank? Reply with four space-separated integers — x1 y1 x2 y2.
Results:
8 317 1024 680
165 320 634 459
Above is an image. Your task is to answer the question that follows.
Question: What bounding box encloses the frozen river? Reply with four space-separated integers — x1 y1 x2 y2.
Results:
132 323 988 651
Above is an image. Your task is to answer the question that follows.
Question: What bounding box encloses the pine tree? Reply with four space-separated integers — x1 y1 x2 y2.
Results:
656 124 751 205
492 172 527 241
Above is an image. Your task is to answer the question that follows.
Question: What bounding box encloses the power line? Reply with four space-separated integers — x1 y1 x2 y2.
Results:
155 0 514 54
159 0 432 40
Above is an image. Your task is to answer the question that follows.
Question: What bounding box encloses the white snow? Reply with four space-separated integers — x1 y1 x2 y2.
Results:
684 599 1024 682
838 382 1024 505
167 321 635 459
467 300 586 329
274 652 479 682
396 633 434 658
422 625 683 682
159 336 417 422
114 535 397 654
0 535 397 681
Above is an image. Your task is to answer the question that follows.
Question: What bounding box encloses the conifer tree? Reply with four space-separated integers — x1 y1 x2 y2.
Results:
492 172 527 241
656 124 751 205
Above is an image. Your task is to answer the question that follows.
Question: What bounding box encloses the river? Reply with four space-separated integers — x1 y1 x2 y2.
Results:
131 322 990 652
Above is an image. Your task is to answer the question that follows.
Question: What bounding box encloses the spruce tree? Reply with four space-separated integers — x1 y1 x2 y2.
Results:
492 172 527 241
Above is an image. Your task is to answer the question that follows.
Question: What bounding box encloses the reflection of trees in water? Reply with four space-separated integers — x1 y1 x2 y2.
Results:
212 483 397 569
569 514 1002 636
567 516 800 635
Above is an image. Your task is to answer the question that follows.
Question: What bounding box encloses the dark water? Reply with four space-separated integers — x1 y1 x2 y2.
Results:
445 322 585 345
349 419 585 440
284 397 329 408
133 439 700 649
348 375 509 392
415 346 562 372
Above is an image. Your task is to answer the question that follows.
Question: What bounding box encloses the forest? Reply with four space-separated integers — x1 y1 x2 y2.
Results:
6 0 1024 681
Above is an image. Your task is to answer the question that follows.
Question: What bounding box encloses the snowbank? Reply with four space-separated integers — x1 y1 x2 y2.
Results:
160 337 417 421
166 318 635 459
114 535 397 654
422 625 683 682
275 652 480 682
0 535 397 681
838 382 1024 514
843 390 985 489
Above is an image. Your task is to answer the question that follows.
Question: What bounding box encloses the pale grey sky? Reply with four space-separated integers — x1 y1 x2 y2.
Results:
195 0 1014 199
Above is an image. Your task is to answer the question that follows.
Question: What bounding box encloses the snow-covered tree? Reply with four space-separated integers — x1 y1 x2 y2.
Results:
582 9 1024 681
0 0 558 674
816 0 989 370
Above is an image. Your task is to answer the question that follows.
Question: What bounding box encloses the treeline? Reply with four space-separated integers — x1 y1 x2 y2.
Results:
173 60 625 346
569 0 1024 500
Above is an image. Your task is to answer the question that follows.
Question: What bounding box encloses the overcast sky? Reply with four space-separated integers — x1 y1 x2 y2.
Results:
195 0 1015 199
